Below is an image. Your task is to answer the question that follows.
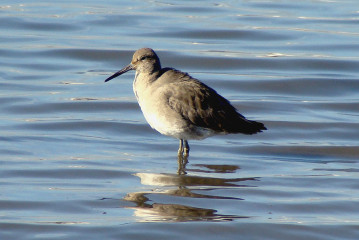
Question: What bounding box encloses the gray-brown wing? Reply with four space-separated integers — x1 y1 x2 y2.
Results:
165 75 265 134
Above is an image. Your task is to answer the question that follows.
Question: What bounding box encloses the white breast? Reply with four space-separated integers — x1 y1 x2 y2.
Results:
132 72 215 140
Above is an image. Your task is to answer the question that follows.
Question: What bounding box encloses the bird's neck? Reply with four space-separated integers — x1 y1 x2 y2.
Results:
134 70 161 85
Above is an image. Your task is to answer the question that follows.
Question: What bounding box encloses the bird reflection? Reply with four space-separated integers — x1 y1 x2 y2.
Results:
123 162 258 222
124 193 247 222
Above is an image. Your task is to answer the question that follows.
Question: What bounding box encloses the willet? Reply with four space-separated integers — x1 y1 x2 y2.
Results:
105 48 266 156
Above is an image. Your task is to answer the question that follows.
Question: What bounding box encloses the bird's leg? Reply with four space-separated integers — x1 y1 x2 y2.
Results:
183 140 190 157
177 139 189 175
178 139 184 156
177 154 187 175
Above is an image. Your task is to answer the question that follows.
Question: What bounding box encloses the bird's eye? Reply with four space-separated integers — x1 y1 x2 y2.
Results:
140 56 148 61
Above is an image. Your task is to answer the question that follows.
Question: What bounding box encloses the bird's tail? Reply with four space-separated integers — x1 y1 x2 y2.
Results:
246 120 267 134
231 119 267 135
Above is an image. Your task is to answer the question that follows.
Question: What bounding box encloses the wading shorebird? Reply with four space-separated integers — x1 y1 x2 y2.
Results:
105 48 266 157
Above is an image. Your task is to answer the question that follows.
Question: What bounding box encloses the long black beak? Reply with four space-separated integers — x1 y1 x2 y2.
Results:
105 64 134 82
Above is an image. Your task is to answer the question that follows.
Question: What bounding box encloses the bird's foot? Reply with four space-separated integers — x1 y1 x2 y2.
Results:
177 154 188 175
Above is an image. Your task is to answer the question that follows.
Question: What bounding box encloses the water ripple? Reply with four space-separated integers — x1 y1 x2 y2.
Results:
1 0 359 238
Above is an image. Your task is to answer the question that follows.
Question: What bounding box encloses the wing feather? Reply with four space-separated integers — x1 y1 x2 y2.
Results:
162 70 266 134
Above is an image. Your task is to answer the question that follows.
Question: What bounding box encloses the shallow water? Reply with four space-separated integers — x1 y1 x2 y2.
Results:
1 1 359 239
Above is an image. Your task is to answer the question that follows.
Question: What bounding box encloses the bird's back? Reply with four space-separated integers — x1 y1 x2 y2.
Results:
157 68 266 135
